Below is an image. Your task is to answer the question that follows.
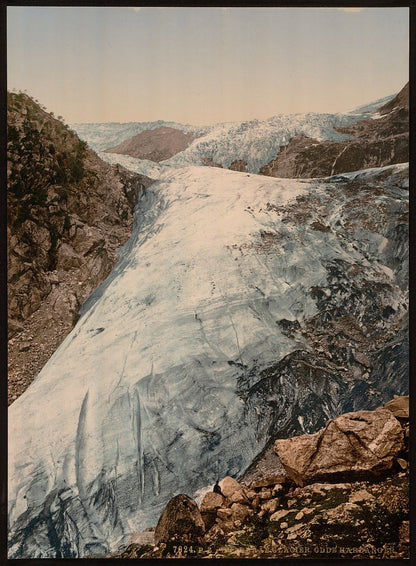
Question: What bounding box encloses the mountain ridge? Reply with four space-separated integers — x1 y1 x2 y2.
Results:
258 82 409 178
71 90 398 175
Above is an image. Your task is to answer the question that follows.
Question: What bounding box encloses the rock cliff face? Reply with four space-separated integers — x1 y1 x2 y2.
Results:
260 83 408 178
105 126 199 162
8 162 408 558
7 92 152 403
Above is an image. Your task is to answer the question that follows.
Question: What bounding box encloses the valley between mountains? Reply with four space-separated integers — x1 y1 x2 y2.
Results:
7 85 409 558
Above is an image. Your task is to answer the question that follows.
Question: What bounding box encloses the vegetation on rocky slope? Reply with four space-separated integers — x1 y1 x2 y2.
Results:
7 92 152 403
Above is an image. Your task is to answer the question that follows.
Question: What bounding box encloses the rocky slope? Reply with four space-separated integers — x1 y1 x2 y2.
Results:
8 161 408 558
7 92 153 404
260 83 408 178
105 126 199 162
116 396 409 560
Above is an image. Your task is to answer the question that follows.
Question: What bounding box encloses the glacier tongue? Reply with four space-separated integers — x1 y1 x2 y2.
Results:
8 164 408 558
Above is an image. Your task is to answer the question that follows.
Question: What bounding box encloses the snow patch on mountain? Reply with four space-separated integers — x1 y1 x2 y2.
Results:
99 151 170 179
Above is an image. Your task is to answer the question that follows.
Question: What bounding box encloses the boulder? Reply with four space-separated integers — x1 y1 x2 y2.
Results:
154 494 205 546
200 492 224 531
231 503 252 523
230 489 249 505
349 489 375 504
270 509 291 522
260 498 280 515
219 476 242 498
274 408 404 486
200 492 224 512
216 508 232 521
383 395 409 419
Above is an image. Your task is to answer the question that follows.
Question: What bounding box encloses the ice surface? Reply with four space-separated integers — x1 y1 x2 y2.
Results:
98 151 170 179
8 164 408 557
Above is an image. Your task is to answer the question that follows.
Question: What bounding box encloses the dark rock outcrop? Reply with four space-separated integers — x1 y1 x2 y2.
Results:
154 494 205 548
105 125 199 162
229 159 248 172
203 156 223 168
274 408 404 486
260 82 408 178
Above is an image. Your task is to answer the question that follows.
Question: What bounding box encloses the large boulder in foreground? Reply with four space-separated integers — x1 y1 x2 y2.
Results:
154 494 205 547
274 408 404 486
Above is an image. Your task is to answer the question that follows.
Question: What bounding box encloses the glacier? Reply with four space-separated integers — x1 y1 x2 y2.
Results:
8 163 408 558
71 93 395 175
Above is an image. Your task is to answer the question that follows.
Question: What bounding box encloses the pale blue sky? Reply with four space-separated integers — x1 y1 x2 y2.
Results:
7 6 409 125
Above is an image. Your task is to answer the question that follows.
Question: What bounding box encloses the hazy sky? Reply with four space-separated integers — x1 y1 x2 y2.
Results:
7 6 409 125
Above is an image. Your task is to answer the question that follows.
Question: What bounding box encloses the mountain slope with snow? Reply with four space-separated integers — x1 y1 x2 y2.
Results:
71 93 395 175
8 162 408 558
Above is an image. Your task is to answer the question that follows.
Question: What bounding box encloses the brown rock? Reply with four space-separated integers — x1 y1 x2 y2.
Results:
397 458 408 470
154 494 205 546
249 475 288 489
56 243 84 270
383 395 409 419
259 488 272 500
270 509 291 522
231 503 252 523
200 492 224 512
216 508 232 521
216 520 236 534
260 498 280 515
349 489 375 504
219 476 242 498
229 490 248 504
274 408 404 486
272 484 284 496
244 489 257 499
399 520 410 544
251 496 261 510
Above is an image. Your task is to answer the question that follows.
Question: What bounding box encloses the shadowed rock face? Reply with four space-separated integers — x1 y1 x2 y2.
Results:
105 126 199 162
154 494 205 547
229 160 248 172
260 83 408 178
